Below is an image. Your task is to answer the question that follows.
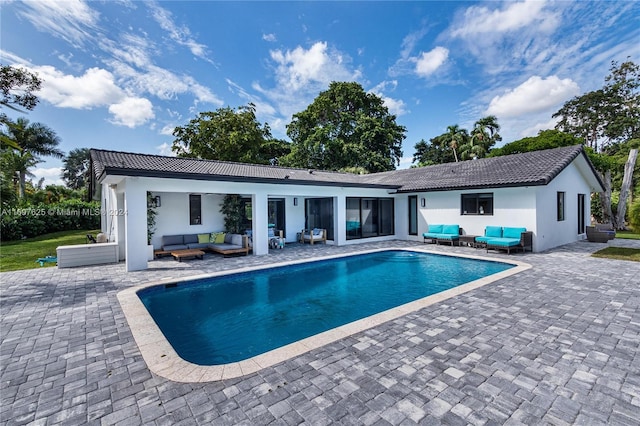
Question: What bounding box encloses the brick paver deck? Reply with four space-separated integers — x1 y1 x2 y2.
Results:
1 239 639 425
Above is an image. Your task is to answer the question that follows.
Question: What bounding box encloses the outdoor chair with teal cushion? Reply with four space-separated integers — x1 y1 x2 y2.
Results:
36 255 57 266
481 226 532 254
422 224 461 245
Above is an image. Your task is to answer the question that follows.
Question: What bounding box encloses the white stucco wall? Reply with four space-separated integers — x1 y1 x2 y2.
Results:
534 162 592 252
413 188 538 248
100 156 598 270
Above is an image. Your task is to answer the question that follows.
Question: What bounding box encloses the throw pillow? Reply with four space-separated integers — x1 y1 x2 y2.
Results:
198 233 210 244
214 232 226 244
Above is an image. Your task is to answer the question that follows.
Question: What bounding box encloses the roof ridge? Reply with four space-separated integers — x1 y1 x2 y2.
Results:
90 148 357 176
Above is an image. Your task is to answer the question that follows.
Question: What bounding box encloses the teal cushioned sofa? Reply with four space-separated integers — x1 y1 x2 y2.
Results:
422 224 461 246
476 226 532 254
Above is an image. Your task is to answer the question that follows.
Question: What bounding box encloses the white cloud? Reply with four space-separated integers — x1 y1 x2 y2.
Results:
156 142 175 156
108 97 155 128
159 124 176 136
451 0 552 38
413 47 449 78
520 117 560 138
31 166 64 187
270 41 361 92
31 66 123 109
486 75 580 118
263 33 277 42
251 41 363 137
16 0 100 47
146 1 212 63
370 81 408 117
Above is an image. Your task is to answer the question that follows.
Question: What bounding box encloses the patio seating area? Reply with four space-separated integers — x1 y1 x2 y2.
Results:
1 239 639 424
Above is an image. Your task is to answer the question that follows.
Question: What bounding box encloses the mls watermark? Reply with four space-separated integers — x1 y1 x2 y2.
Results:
1 208 128 217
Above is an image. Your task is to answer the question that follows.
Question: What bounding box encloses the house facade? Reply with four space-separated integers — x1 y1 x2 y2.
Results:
90 145 604 271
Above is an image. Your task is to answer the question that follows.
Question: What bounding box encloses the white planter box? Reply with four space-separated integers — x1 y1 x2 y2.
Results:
147 245 154 261
56 242 119 268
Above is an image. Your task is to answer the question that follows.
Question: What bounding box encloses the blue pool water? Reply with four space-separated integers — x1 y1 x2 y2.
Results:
139 250 512 365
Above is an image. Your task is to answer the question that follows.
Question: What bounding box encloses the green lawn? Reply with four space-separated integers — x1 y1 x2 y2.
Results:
0 229 100 272
615 230 640 240
592 247 640 262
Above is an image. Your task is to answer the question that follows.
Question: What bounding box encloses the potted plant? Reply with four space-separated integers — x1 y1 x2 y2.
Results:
220 194 244 234
147 192 157 260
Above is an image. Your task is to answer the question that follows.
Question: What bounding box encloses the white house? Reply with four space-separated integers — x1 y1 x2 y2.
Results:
89 144 605 271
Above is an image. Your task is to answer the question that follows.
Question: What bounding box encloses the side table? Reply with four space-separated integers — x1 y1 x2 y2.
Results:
459 235 479 248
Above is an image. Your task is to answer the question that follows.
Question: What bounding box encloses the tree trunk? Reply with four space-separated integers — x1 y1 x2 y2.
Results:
614 148 638 230
599 170 613 225
18 171 26 199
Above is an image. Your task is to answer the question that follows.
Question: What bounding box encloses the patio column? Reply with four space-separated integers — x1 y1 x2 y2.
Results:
252 192 269 255
335 195 346 246
123 178 148 271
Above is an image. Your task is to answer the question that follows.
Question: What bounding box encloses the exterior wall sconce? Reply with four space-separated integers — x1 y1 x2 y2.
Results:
149 195 161 208
293 197 298 206
421 197 426 207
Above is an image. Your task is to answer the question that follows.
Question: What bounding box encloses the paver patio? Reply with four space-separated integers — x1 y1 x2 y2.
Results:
1 239 639 425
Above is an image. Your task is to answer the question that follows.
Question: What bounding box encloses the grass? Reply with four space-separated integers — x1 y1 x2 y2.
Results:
592 246 640 262
0 229 100 272
615 230 640 240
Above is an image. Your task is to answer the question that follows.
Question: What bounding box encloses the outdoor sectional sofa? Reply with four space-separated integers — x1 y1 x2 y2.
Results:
160 232 249 256
422 224 461 246
476 226 533 254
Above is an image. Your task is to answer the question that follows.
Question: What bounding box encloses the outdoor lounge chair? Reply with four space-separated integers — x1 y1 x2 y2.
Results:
301 228 326 245
586 226 612 243
481 226 533 254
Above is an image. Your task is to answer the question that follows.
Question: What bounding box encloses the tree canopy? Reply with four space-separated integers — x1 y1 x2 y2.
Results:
553 60 640 151
171 103 289 164
62 148 91 191
488 130 583 157
284 82 405 173
0 117 63 198
1 65 41 116
411 116 500 166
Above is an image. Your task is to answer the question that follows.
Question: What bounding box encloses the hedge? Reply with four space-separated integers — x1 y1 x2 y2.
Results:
1 200 101 241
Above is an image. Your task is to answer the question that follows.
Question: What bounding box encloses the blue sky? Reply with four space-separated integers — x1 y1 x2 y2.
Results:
2 0 639 185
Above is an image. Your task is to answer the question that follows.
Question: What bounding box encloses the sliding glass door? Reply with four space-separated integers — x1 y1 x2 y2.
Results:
305 198 334 240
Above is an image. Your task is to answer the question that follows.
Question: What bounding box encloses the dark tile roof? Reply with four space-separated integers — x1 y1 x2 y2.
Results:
90 149 397 189
91 144 603 192
363 144 601 192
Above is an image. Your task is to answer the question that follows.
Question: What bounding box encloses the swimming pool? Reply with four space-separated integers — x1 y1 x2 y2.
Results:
138 250 513 365
118 247 530 382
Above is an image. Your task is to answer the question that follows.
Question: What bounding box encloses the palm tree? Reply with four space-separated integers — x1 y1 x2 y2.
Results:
442 124 468 162
1 117 63 198
460 116 502 160
62 148 91 190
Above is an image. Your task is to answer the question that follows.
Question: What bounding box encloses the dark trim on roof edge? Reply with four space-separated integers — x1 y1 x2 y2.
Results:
100 168 401 189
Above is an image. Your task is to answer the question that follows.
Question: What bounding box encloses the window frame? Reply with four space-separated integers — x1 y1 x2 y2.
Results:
461 193 494 215
408 195 418 235
557 191 565 221
189 194 201 225
345 197 394 240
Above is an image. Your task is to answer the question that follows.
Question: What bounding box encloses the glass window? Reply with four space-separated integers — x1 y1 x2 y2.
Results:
346 197 394 239
346 198 361 239
408 196 418 235
189 194 201 225
461 193 493 215
557 192 565 221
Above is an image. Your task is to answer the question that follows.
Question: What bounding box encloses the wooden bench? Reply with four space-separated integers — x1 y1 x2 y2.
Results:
171 249 204 262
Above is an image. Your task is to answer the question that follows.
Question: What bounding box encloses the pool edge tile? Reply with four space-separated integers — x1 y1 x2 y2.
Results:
117 247 531 383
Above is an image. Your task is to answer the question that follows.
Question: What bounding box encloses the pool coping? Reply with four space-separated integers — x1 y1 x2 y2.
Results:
117 246 531 383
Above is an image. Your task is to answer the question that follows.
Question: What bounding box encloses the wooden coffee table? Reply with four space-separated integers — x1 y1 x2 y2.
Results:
171 249 204 262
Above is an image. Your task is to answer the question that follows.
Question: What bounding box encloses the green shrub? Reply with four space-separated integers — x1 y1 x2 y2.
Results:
629 198 640 232
1 200 101 241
